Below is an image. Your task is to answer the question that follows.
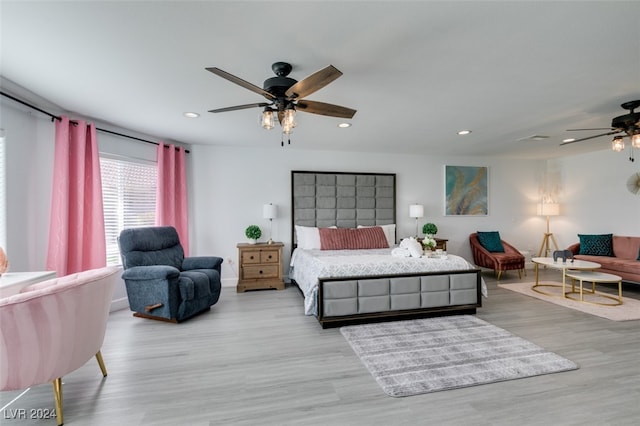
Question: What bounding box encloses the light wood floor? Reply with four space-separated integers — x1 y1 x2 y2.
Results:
2 269 639 426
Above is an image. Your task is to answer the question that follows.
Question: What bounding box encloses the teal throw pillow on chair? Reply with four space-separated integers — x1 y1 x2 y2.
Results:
477 231 505 253
578 234 613 256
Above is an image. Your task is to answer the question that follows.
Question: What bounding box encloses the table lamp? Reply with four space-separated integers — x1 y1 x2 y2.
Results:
409 204 424 237
263 203 277 244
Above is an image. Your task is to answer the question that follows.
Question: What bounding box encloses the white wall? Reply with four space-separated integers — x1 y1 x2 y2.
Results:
189 144 548 286
552 149 640 249
3 87 638 292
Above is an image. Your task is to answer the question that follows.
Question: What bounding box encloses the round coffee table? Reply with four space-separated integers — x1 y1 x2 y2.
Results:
531 257 601 298
564 270 623 306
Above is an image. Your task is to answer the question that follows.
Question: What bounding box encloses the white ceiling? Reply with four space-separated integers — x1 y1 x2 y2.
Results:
2 1 639 160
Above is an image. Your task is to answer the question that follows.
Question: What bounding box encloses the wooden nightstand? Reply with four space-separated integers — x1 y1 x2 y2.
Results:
435 238 448 251
236 242 285 293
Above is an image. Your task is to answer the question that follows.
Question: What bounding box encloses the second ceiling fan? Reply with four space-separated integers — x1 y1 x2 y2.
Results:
206 62 356 139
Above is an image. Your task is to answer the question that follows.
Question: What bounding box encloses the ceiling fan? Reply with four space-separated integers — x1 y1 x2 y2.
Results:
206 62 356 143
561 100 640 161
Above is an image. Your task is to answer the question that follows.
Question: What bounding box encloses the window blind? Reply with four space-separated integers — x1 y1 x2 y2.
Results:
100 155 157 266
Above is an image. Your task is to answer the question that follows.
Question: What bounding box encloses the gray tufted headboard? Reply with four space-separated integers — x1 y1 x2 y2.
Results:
291 170 396 248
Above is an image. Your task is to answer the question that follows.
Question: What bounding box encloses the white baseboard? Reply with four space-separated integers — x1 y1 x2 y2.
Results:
110 296 129 312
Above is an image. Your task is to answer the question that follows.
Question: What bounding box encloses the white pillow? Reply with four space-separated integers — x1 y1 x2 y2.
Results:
294 225 321 250
358 224 396 247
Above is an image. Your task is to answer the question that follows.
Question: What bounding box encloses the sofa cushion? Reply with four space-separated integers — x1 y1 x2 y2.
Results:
611 235 640 260
477 231 505 253
578 234 613 256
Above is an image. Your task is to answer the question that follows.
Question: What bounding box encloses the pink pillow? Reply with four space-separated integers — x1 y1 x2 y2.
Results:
319 227 389 250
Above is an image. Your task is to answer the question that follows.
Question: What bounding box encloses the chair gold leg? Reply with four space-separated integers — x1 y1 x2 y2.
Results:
53 378 63 426
496 270 503 281
95 351 108 377
518 269 522 279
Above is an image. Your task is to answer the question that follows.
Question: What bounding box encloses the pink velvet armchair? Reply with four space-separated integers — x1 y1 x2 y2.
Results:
469 232 525 280
0 266 119 425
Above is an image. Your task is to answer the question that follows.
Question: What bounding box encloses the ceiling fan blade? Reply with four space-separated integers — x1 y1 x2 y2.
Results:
560 130 622 145
567 128 616 131
208 102 270 113
285 65 343 99
296 100 356 119
206 67 275 100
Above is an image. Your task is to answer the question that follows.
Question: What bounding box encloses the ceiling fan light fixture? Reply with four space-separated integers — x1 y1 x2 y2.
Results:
632 132 640 149
282 105 297 134
612 136 625 152
260 107 276 130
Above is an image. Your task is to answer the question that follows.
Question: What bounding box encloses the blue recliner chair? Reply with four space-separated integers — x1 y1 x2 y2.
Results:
118 226 222 322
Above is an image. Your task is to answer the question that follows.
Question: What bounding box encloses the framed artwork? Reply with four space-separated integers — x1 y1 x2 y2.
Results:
445 165 488 215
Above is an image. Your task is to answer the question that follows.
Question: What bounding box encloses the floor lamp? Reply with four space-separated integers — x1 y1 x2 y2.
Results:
537 202 559 257
263 203 277 244
409 204 424 237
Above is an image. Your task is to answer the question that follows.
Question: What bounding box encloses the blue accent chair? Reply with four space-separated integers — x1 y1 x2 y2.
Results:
118 226 222 322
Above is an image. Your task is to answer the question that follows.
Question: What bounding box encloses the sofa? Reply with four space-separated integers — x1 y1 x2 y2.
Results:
567 235 640 284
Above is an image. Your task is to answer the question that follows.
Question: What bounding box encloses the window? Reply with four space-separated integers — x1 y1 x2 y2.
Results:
100 155 157 265
0 129 6 249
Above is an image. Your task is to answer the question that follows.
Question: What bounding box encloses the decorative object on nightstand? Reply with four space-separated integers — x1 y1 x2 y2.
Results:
422 222 438 238
263 203 277 244
236 242 284 292
537 201 560 257
409 204 424 237
245 225 262 244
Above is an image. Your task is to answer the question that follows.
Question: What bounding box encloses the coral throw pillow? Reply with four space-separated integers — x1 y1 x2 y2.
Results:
578 234 613 256
319 227 389 250
477 231 505 253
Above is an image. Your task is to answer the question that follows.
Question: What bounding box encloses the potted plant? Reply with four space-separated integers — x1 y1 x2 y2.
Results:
422 223 438 237
245 225 262 244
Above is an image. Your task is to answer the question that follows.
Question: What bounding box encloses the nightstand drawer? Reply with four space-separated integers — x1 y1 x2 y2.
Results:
260 250 279 263
243 265 279 279
241 251 261 264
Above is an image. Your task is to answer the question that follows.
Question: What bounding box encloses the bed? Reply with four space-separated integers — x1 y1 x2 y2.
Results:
290 170 483 328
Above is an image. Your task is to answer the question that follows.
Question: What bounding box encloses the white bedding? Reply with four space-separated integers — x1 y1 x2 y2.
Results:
289 248 487 316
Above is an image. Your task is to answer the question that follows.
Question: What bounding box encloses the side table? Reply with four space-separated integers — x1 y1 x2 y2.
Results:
236 242 285 292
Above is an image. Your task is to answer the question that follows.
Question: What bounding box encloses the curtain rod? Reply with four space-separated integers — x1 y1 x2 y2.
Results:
1 91 190 154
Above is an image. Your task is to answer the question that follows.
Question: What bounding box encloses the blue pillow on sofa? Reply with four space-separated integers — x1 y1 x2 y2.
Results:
578 234 613 256
477 231 505 253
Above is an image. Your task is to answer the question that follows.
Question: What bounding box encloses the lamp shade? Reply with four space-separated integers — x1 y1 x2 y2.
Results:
263 203 277 219
538 203 560 216
409 204 424 218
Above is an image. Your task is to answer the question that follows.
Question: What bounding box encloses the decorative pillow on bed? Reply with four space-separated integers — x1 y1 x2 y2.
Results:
357 224 396 246
294 225 321 250
578 234 613 256
319 227 389 250
476 231 505 252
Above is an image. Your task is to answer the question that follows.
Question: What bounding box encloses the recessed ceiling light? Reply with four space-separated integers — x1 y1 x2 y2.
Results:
457 130 471 135
338 123 352 128
562 138 576 143
183 112 200 118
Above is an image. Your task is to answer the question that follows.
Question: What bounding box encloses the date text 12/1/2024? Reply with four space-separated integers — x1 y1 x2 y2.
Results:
3 408 57 420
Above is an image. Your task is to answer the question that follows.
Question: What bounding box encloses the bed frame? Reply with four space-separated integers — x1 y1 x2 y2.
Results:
291 170 482 328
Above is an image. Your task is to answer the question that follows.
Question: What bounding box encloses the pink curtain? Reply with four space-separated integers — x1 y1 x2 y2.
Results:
46 116 106 275
156 143 189 255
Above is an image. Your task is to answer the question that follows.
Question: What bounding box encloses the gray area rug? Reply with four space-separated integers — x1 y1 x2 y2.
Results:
340 315 578 397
